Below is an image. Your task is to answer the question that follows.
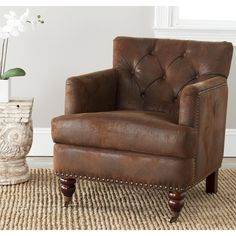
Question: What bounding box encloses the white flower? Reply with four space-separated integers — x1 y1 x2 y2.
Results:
19 8 30 32
0 9 43 39
20 8 29 22
3 11 16 21
0 9 29 39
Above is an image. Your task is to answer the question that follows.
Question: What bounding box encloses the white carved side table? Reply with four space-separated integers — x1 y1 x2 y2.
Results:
0 98 33 185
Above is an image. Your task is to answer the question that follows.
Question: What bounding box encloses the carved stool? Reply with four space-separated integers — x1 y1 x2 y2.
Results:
0 98 33 185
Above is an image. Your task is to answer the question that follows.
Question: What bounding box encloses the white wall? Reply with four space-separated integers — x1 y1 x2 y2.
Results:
0 6 154 127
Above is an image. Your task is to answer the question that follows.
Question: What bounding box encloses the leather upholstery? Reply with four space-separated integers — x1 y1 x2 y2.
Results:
52 37 233 190
113 37 232 121
179 76 228 183
52 110 196 158
54 144 194 189
65 69 118 114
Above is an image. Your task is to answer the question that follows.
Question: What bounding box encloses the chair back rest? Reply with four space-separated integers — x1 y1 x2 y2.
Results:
113 37 233 118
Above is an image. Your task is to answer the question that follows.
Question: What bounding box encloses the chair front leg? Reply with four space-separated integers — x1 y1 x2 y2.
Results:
168 190 186 223
60 177 76 207
206 169 218 194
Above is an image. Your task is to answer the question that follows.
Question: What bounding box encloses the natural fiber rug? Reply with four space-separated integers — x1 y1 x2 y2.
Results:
0 168 235 230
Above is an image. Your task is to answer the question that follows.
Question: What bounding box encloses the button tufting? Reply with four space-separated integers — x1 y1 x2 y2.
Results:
140 91 145 99
149 51 155 56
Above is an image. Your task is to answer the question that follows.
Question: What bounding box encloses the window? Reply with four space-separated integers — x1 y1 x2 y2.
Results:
154 6 236 44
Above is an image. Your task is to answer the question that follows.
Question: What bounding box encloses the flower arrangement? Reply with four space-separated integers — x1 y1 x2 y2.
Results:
0 9 44 80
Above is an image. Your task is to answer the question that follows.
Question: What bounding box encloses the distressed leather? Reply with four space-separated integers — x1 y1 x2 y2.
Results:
179 76 228 182
52 37 233 190
65 69 118 114
52 110 196 158
54 144 194 189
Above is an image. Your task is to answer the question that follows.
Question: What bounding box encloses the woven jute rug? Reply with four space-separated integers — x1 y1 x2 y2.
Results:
0 168 235 230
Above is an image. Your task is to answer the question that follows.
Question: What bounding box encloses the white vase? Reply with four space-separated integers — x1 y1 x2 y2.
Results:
0 79 10 102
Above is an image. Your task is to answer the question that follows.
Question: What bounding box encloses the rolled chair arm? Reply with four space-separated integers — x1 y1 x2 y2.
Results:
179 76 227 127
65 69 118 114
179 76 228 183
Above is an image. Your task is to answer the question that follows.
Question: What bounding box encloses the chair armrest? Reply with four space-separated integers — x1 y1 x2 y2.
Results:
65 69 118 114
179 76 228 183
179 76 227 127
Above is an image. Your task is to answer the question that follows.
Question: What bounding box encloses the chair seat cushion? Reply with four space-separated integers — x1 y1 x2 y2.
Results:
52 110 196 158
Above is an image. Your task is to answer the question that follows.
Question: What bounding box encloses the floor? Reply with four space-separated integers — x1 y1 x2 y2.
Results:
27 156 236 169
2 168 236 229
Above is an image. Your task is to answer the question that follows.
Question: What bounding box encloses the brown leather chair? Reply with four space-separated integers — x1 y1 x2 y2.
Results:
51 37 233 222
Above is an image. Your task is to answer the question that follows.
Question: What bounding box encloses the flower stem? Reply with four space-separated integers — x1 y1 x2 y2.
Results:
0 39 6 77
2 38 9 75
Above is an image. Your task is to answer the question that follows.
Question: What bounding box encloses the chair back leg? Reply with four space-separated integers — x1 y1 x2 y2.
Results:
206 169 219 194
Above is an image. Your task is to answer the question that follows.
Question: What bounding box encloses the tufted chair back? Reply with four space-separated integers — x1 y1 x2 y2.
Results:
113 37 233 120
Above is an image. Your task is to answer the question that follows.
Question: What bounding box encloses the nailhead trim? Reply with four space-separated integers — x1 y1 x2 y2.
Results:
192 95 200 184
54 172 185 191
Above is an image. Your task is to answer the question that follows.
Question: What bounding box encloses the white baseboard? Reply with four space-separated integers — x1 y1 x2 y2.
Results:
223 129 236 157
28 128 236 157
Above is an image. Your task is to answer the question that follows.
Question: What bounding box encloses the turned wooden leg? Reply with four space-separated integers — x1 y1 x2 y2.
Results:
168 191 186 223
60 177 76 207
206 170 218 194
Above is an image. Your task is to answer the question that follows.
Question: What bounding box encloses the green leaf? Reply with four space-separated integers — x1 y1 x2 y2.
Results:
1 68 26 80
